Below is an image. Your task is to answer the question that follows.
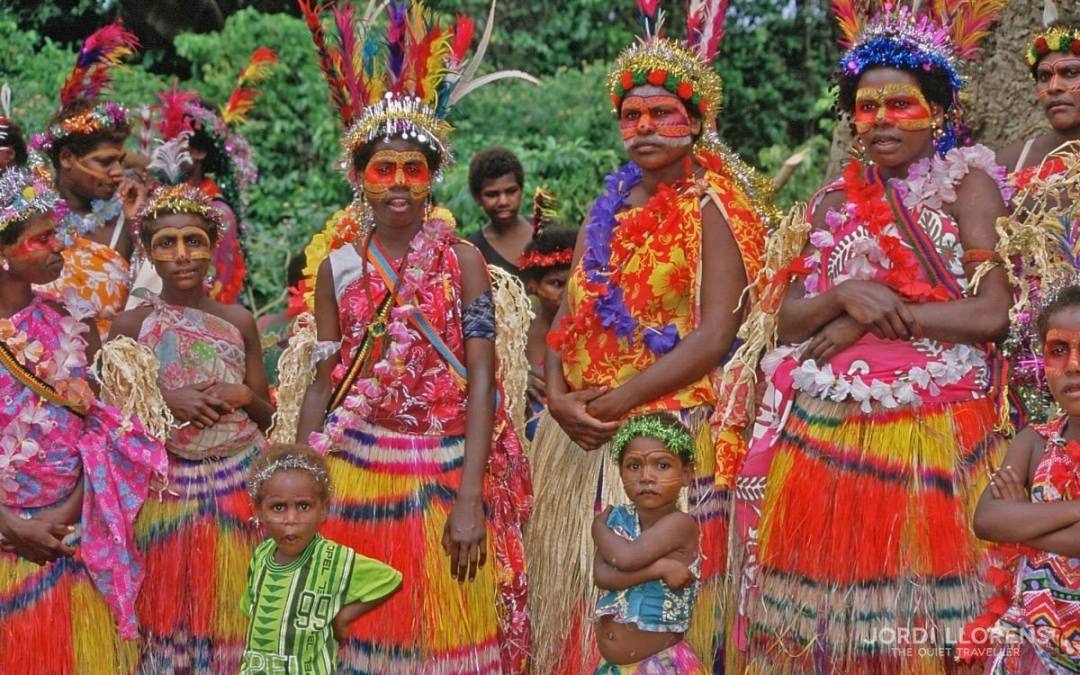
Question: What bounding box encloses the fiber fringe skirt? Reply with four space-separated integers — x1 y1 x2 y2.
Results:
0 531 138 674
323 418 503 675
525 407 723 674
135 446 262 674
741 394 1005 674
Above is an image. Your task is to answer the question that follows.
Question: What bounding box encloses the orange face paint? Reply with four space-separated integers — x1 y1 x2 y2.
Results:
362 150 431 201
853 84 934 134
1044 328 1080 376
1036 58 1080 96
619 94 693 147
149 226 212 262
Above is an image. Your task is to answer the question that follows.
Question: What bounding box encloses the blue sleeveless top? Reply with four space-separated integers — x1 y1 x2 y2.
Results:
593 504 700 633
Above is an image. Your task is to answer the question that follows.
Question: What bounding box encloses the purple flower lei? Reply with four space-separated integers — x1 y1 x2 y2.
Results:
582 161 683 355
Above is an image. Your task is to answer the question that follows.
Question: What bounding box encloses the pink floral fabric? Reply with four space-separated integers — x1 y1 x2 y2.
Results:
0 293 166 639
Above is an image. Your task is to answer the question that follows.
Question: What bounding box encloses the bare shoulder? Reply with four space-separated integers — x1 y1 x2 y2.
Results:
996 137 1028 171
451 240 485 268
109 306 153 340
661 510 700 537
211 301 258 336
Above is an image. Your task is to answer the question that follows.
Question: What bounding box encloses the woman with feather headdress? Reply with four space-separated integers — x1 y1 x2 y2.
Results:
33 21 148 340
289 1 536 672
524 1 772 671
727 0 1015 671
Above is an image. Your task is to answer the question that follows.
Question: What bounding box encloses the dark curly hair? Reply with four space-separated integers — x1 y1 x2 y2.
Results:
0 118 28 166
836 64 954 116
46 98 131 169
520 225 577 283
468 147 524 198
1038 285 1080 340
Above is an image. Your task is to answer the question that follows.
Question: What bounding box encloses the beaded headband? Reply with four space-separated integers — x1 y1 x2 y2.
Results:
1028 26 1080 70
247 454 331 502
0 167 66 234
610 414 694 463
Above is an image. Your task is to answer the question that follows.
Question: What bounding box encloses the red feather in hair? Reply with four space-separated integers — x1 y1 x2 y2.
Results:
60 20 140 106
155 85 199 140
221 48 278 125
637 0 662 18
450 15 474 66
927 0 1005 61
298 0 352 127
832 0 867 48
333 3 366 119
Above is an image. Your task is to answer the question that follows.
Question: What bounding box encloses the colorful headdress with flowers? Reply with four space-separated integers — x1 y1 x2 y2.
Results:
833 0 1005 153
32 21 138 154
1028 0 1080 72
298 0 539 186
0 167 65 234
608 0 729 150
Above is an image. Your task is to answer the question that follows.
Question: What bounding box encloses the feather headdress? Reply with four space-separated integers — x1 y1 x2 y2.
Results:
221 48 279 125
59 20 140 107
298 0 538 182
32 21 139 154
832 0 1005 152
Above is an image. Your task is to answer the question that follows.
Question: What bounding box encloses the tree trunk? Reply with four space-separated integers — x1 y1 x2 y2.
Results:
824 1 1047 180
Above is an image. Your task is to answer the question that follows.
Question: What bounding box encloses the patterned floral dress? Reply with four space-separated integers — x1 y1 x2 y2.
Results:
133 296 266 674
0 294 165 674
39 223 130 338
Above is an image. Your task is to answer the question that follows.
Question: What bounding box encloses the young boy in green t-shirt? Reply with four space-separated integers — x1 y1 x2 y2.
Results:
240 444 401 674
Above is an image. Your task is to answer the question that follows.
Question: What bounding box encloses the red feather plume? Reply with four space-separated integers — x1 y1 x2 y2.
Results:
450 15 474 66
221 48 279 125
298 0 353 127
60 20 140 106
155 84 199 140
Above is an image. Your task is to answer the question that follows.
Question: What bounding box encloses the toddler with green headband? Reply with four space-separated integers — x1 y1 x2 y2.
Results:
591 413 706 674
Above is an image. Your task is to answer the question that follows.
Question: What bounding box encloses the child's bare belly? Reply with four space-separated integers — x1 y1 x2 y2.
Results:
596 615 681 665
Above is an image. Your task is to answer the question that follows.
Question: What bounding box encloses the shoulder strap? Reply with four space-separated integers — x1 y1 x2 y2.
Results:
109 211 125 249
1015 137 1036 173
0 340 87 416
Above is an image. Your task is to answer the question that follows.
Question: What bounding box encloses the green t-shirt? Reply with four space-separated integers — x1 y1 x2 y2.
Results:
240 534 402 674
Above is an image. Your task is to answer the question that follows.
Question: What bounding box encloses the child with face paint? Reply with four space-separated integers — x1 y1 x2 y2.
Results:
240 444 401 675
107 183 273 672
970 284 1080 672
0 166 166 672
590 413 706 675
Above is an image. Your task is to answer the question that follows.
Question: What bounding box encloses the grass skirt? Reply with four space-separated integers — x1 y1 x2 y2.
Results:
324 418 503 674
743 394 1005 674
135 445 261 674
0 532 138 674
525 408 723 674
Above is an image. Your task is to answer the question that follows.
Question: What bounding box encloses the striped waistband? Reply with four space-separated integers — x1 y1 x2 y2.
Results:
333 419 465 475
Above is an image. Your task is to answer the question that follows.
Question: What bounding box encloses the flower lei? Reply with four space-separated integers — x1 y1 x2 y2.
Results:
0 308 93 495
309 211 454 455
572 161 700 356
58 196 122 246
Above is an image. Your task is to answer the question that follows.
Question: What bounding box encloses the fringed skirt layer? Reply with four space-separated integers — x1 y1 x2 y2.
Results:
324 418 502 675
135 445 261 674
0 528 138 674
743 394 1005 674
524 407 723 675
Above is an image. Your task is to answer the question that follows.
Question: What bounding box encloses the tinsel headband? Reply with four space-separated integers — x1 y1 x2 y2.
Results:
610 414 694 463
0 167 66 234
248 453 332 502
1028 26 1080 70
137 183 225 234
32 101 129 155
609 1 729 152
299 0 538 188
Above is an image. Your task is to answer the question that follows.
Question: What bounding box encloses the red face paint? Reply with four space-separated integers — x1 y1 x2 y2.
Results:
853 84 934 134
1036 58 1080 96
362 150 431 201
619 94 693 146
1045 328 1080 376
10 228 61 259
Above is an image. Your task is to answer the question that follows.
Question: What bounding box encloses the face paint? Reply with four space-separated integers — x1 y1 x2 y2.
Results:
10 228 61 259
853 84 934 134
149 226 212 262
362 150 431 202
1036 58 1080 96
619 94 694 148
1044 328 1080 376
72 148 124 182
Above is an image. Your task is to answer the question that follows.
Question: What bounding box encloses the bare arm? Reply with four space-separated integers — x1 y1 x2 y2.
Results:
973 429 1080 542
902 170 1010 345
232 308 274 431
591 508 698 571
295 258 342 441
586 200 746 421
332 593 397 642
442 244 494 582
594 551 668 590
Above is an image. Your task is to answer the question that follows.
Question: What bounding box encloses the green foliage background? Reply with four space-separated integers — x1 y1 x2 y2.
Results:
1 1 837 314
